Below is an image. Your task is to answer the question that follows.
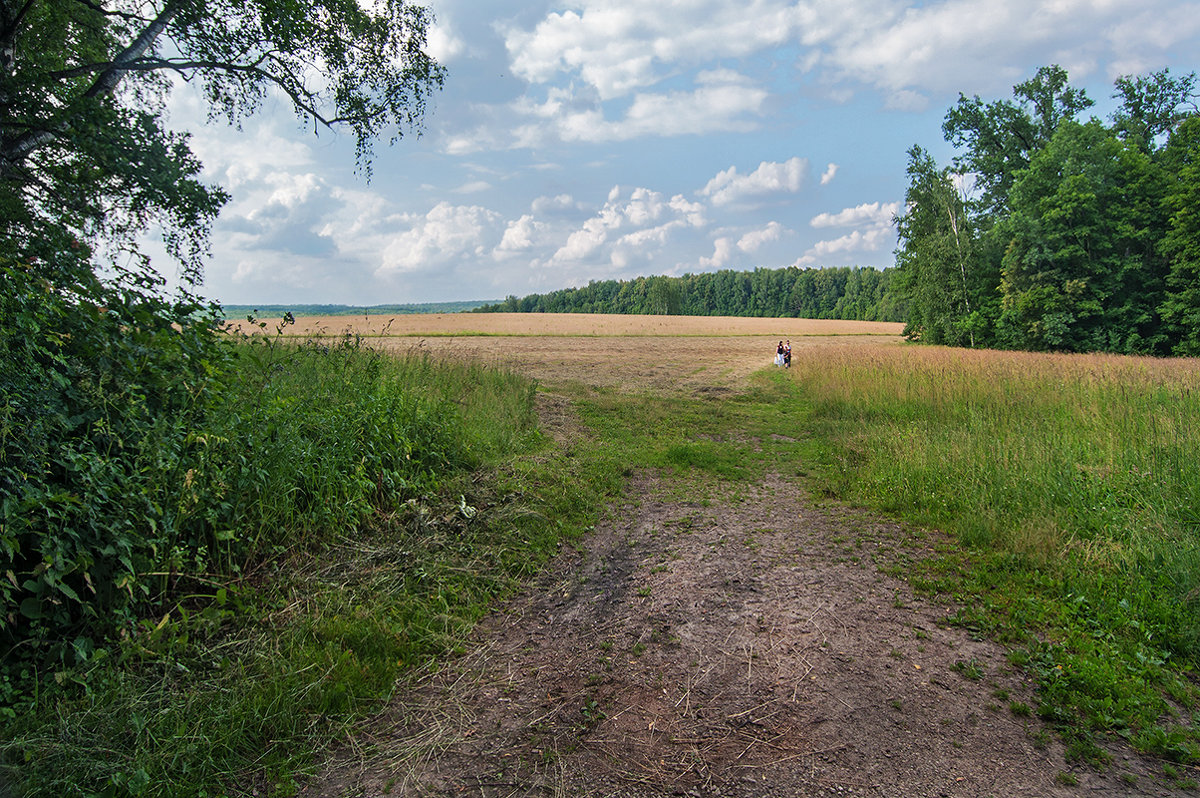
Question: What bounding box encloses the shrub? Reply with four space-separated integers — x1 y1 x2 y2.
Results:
1 252 226 678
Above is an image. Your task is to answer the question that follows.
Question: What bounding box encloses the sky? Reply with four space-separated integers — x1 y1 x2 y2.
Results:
163 0 1200 306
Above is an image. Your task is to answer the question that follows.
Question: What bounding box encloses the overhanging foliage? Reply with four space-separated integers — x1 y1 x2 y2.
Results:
0 0 445 695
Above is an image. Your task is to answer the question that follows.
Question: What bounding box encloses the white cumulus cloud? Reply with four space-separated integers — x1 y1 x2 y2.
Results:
550 186 708 267
510 69 768 146
700 157 810 207
495 214 540 253
795 0 1200 104
426 22 466 65
503 1 806 100
699 236 735 269
795 200 900 266
377 202 504 276
796 228 893 264
737 221 786 253
810 201 900 229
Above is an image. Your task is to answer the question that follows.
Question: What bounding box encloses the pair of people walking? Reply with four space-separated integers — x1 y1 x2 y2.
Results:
774 340 791 368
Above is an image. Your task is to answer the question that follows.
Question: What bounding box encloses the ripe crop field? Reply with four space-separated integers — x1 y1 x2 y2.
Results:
235 312 904 394
241 311 903 339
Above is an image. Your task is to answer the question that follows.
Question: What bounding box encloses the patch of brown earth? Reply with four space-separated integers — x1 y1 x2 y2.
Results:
304 469 1166 797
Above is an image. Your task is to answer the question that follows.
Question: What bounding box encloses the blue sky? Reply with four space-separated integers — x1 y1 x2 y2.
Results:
165 0 1200 306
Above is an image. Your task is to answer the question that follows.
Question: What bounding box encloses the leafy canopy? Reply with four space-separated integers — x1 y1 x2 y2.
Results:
893 145 983 346
0 0 445 279
899 64 1200 355
942 65 1095 219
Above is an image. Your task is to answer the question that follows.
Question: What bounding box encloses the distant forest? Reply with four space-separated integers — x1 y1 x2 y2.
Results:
473 266 906 322
221 301 495 319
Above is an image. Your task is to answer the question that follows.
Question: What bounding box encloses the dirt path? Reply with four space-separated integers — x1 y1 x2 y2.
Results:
302 332 1168 797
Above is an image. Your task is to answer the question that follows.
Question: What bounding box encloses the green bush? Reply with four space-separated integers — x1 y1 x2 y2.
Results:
0 256 478 704
1 253 226 675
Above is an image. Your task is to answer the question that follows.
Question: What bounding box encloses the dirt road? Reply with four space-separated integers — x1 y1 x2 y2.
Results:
302 321 1168 797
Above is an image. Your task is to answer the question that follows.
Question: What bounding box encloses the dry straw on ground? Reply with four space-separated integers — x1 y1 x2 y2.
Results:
232 313 906 395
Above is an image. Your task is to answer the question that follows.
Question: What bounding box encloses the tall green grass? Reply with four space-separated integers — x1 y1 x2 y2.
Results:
0 333 612 798
790 343 1200 763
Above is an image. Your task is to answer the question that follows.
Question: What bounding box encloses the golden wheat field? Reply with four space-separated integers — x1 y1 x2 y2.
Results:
230 312 902 339
234 313 906 393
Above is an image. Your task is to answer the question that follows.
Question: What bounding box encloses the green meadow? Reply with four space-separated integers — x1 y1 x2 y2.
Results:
4 331 1200 795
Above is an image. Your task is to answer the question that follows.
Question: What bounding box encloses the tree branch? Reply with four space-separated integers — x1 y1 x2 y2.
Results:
65 0 150 24
2 1 181 172
1 0 37 75
69 54 411 131
84 1 181 99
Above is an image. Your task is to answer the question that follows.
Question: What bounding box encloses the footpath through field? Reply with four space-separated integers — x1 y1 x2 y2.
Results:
302 319 1165 797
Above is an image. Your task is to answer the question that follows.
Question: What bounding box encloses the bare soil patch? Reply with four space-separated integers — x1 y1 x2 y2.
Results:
300 317 1169 797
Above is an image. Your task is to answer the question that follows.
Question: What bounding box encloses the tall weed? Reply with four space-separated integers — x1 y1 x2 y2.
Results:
1 257 227 682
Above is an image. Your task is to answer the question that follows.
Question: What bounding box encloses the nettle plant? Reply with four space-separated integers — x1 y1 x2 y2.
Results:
0 247 227 671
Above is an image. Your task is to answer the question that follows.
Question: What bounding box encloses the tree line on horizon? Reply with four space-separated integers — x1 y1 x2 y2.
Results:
896 65 1200 355
473 265 908 322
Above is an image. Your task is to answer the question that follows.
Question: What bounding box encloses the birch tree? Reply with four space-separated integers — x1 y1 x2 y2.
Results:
1 0 444 279
894 145 984 346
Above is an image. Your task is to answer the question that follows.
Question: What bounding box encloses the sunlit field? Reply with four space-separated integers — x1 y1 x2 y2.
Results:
793 344 1200 561
789 342 1200 762
227 313 905 396
227 312 905 339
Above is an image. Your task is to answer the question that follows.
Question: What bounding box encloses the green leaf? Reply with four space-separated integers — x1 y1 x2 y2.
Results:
18 598 42 619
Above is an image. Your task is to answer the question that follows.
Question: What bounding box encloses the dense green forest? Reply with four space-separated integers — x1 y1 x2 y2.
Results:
474 265 907 321
896 65 1200 355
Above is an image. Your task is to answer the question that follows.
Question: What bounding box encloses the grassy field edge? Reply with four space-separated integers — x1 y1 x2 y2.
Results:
0 342 627 798
778 344 1200 773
